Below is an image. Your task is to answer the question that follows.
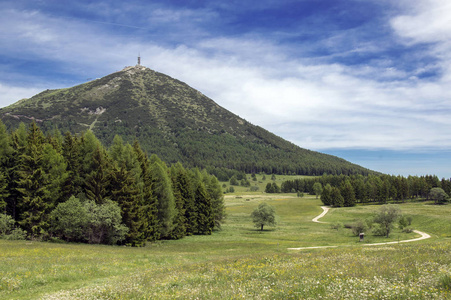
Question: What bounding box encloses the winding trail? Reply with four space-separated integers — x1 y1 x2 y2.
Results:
312 206 330 223
288 206 431 250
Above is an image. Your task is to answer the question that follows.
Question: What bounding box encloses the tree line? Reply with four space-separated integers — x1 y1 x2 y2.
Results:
0 121 225 246
280 174 451 207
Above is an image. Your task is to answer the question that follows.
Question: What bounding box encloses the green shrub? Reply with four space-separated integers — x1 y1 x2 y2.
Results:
398 216 409 229
0 214 26 240
4 228 27 240
371 223 385 236
351 220 367 236
330 222 342 230
0 214 15 236
402 227 413 233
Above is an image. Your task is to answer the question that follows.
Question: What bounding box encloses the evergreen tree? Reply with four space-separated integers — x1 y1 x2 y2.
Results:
168 163 188 239
16 122 51 237
61 132 83 199
150 155 176 238
0 120 13 163
109 135 125 164
5 124 28 219
0 170 9 213
175 164 197 236
203 173 225 230
84 146 112 204
330 187 344 207
193 180 214 235
110 164 144 245
321 184 332 206
132 140 159 241
41 144 68 206
341 180 356 207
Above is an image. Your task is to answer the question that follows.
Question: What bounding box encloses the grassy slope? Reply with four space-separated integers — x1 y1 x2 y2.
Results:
1 176 450 299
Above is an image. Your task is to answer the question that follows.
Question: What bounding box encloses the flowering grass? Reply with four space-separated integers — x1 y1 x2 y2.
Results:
1 193 450 299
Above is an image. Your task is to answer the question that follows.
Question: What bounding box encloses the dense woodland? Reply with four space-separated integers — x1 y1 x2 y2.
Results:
279 174 451 207
0 121 225 246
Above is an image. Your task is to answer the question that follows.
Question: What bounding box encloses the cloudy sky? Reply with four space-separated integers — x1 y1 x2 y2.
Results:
1 0 451 178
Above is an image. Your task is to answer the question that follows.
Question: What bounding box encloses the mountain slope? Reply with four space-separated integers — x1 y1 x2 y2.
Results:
1 65 373 176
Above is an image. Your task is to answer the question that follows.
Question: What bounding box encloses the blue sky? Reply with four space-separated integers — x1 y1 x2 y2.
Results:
1 0 451 178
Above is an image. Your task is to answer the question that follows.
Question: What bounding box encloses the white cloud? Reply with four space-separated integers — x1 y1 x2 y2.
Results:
0 84 42 107
1 1 451 153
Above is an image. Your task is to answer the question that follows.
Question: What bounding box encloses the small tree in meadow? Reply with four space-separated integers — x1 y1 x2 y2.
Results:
372 205 400 237
251 202 276 231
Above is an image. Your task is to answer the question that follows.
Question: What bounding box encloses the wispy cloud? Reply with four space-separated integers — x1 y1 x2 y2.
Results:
1 0 451 156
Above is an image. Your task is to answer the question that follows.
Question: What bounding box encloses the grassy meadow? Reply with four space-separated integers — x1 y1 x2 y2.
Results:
1 174 450 299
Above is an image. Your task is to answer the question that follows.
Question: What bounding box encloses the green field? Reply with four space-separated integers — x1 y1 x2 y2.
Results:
1 187 451 299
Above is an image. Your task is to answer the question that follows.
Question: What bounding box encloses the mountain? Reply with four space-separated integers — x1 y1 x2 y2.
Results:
0 65 373 176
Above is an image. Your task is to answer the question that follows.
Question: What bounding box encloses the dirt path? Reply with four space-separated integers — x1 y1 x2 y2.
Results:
363 230 431 246
288 206 431 250
312 206 330 223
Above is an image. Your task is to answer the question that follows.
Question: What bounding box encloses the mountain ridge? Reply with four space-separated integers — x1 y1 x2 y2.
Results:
1 65 374 176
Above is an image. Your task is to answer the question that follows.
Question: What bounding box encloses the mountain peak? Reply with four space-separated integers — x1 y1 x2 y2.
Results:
0 68 373 176
121 65 148 73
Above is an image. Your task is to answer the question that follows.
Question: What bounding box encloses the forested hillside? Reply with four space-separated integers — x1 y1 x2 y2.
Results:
0 121 224 245
1 65 373 176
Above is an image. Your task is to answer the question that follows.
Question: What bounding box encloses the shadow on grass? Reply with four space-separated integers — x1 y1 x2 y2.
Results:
246 228 277 233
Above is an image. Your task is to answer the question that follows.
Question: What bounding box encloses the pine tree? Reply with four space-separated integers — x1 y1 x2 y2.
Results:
16 122 51 237
150 155 176 238
61 132 83 199
132 140 159 241
5 124 27 219
0 121 12 214
330 187 344 207
341 180 356 207
202 171 225 230
175 164 197 236
0 170 9 213
41 144 68 206
193 180 214 235
110 164 144 245
84 146 111 204
168 163 188 239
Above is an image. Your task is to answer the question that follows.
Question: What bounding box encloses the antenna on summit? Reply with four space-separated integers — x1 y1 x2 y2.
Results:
137 53 141 66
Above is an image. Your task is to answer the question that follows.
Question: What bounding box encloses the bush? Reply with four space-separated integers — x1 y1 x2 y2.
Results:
50 196 128 244
351 220 367 236
371 223 385 236
330 222 342 230
240 178 251 187
0 214 15 236
398 216 410 229
249 186 259 192
4 228 27 240
230 176 239 186
343 223 353 229
0 214 26 240
402 227 413 233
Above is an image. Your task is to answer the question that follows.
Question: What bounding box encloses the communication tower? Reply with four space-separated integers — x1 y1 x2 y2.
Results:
137 54 141 65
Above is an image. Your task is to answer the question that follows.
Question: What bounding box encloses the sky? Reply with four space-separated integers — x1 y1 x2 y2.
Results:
1 0 451 178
